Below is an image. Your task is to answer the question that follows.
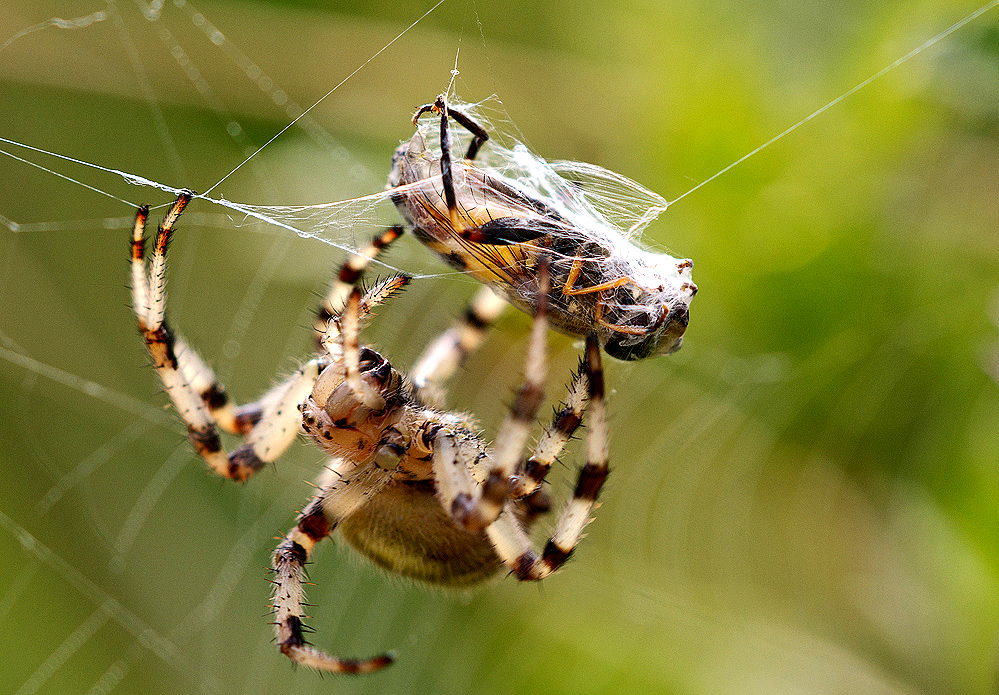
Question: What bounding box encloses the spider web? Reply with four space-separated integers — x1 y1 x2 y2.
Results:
2 1 999 694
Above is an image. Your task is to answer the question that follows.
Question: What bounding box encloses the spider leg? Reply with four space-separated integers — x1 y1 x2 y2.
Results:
486 332 608 580
410 285 507 408
170 335 262 434
339 288 388 411
132 195 322 480
510 359 588 499
434 258 552 532
430 431 489 524
272 458 397 674
314 225 404 348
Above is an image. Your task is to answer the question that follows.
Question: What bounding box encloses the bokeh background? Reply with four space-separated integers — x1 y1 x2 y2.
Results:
2 1 999 693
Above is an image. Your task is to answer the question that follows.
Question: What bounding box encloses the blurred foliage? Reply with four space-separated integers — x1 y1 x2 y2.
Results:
1 0 998 694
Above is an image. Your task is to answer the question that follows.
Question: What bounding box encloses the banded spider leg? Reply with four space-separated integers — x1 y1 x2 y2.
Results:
131 192 324 481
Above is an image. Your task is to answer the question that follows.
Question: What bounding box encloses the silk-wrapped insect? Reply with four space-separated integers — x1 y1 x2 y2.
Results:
388 94 697 361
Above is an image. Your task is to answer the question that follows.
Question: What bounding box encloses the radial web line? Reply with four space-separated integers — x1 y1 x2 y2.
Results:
668 0 999 206
203 0 450 195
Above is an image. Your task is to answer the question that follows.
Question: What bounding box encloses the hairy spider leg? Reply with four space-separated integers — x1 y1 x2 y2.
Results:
274 276 414 673
510 360 588 499
272 461 396 674
427 330 606 581
313 217 506 409
493 332 608 580
409 285 508 408
339 287 391 411
433 257 553 532
132 193 322 480
314 225 404 348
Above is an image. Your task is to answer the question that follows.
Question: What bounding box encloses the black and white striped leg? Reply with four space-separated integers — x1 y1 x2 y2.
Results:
410 286 507 408
272 459 397 673
321 272 410 360
172 335 261 434
486 332 608 580
445 258 551 532
314 226 404 348
132 194 321 480
510 360 588 499
430 430 487 527
339 288 389 411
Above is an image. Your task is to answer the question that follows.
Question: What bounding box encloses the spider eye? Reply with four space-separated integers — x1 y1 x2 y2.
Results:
358 346 379 366
358 347 392 384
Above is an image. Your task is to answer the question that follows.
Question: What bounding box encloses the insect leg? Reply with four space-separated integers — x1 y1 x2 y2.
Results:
560 257 584 294
415 95 487 230
562 275 632 296
412 94 489 160
272 460 396 673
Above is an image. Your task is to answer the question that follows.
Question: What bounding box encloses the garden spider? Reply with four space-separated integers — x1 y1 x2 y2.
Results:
131 192 608 673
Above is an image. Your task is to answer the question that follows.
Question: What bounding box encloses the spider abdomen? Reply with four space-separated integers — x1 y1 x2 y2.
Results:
340 479 503 586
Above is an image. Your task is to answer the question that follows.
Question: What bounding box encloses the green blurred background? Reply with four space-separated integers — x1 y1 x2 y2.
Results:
2 0 999 693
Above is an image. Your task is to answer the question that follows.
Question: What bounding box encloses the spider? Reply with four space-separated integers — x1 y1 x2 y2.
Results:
131 192 608 673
